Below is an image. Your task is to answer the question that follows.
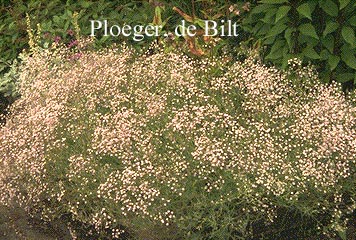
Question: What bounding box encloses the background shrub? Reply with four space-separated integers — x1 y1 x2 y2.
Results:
243 0 356 90
0 42 355 239
0 0 253 115
0 0 252 73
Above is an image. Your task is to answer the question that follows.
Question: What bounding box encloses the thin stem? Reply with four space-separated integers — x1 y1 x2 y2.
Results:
191 0 196 21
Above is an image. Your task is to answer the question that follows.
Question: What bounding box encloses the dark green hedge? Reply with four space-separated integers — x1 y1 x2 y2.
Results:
243 0 356 90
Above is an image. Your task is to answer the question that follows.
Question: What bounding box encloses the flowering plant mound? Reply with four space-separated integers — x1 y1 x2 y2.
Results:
0 43 355 239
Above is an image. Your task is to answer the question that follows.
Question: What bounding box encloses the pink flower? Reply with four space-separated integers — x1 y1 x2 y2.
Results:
68 40 78 48
67 29 74 36
54 36 61 43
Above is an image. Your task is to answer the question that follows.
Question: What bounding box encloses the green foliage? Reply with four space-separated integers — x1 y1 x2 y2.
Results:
0 59 20 99
0 55 24 115
0 0 252 94
243 0 356 88
0 0 258 70
0 0 154 75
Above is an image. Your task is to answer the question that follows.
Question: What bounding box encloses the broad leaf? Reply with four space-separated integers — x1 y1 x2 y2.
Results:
275 6 291 22
297 3 312 20
341 49 356 69
266 40 285 59
336 73 354 83
328 55 340 70
266 50 283 60
284 28 295 48
323 21 339 37
251 4 275 14
320 49 330 60
252 22 264 35
321 35 335 53
349 15 356 26
299 23 319 39
257 24 270 36
320 0 339 17
303 44 320 59
341 26 356 47
264 35 277 44
339 0 350 9
262 8 278 23
266 23 288 38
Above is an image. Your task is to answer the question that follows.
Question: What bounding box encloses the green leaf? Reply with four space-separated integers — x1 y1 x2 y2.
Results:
264 35 277 45
303 44 320 59
80 1 92 8
8 21 16 30
336 73 354 83
64 20 70 31
153 6 163 25
251 4 275 14
65 10 72 18
284 28 295 48
297 3 312 20
339 0 350 9
252 22 264 35
321 35 335 53
328 55 340 70
320 49 329 60
266 40 285 59
341 26 356 47
349 16 356 26
323 21 339 37
262 8 278 23
320 0 339 17
341 50 356 69
260 0 288 4
266 51 283 60
299 23 319 39
266 23 288 38
275 6 291 22
257 24 271 36
53 15 61 24
320 72 331 83
11 33 18 44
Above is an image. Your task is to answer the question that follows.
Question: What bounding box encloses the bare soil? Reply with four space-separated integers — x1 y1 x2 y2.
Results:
0 205 71 240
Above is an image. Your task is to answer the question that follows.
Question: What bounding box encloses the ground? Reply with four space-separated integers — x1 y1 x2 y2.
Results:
0 205 70 240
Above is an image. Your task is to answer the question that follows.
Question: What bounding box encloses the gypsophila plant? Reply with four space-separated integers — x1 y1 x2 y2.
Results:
0 43 355 239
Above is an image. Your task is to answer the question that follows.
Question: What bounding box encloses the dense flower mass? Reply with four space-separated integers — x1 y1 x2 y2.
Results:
0 43 355 239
